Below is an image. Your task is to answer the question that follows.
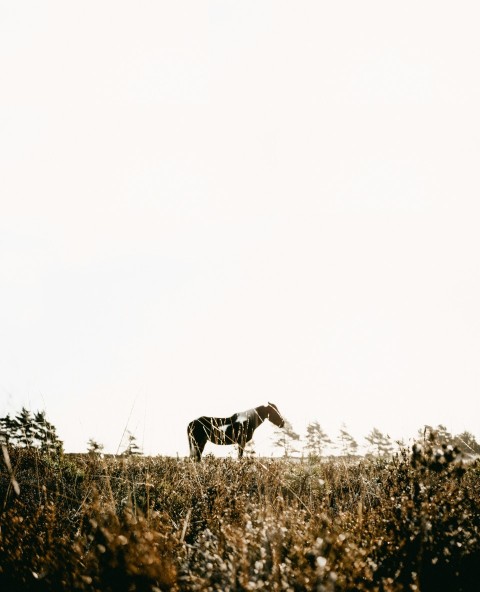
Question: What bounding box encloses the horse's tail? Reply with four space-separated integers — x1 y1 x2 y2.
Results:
187 421 195 456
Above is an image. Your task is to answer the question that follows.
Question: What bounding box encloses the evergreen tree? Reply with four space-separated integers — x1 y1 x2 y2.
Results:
338 424 359 457
13 407 35 447
453 431 480 456
0 414 15 445
123 431 142 456
272 421 300 458
0 408 63 453
418 424 454 447
365 427 394 457
87 438 105 455
33 411 63 454
305 421 332 457
436 424 454 445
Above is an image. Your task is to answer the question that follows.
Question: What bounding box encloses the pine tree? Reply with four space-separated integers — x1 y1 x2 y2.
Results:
33 411 63 454
272 421 300 458
453 431 480 456
419 424 454 447
365 427 394 457
338 424 358 457
123 432 142 456
13 408 35 448
305 421 332 457
87 438 105 455
0 408 63 453
0 414 15 445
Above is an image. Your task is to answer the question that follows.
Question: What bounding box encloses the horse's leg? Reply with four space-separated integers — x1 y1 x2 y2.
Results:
237 433 246 459
188 421 207 461
193 439 206 461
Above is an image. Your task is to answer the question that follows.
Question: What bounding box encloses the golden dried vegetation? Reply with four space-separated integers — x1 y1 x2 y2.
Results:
0 440 479 591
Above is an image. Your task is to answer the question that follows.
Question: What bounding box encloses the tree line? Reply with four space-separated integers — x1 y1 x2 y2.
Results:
1 407 479 459
0 408 142 458
271 420 480 458
0 408 63 454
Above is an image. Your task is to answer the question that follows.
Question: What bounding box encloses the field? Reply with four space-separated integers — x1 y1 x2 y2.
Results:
0 443 479 591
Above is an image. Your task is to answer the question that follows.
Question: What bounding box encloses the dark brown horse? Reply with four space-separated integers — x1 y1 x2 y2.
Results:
187 402 285 461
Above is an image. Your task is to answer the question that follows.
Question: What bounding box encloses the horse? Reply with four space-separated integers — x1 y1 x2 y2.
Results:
187 402 285 461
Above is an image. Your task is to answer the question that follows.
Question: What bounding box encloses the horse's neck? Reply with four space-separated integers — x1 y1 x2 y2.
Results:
238 407 265 427
252 406 267 424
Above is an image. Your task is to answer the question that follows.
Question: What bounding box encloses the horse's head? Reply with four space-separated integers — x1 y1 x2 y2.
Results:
266 402 285 428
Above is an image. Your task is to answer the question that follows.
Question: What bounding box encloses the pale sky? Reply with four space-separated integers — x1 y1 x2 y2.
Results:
1 1 480 456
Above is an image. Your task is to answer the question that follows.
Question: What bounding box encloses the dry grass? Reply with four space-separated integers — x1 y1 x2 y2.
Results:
0 442 479 591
